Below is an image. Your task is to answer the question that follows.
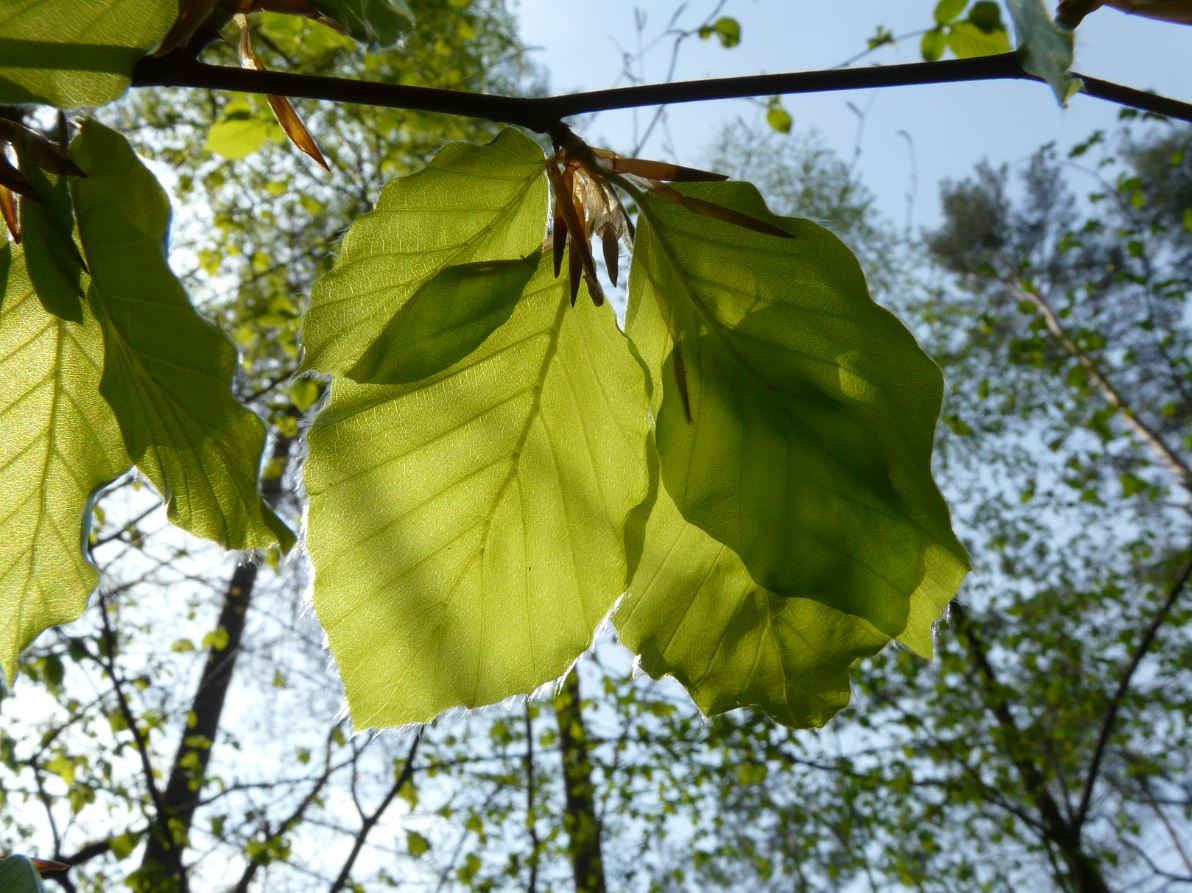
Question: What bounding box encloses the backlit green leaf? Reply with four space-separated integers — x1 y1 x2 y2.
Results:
350 254 539 384
0 0 175 108
765 99 794 135
305 255 651 727
309 0 414 49
626 181 968 639
617 477 892 728
921 28 948 61
407 830 431 857
17 163 85 323
205 117 272 161
302 129 548 375
1006 0 1082 104
0 243 130 685
0 855 47 893
947 21 1011 58
934 0 967 26
70 121 291 552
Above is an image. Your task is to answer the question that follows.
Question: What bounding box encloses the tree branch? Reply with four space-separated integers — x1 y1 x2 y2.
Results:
327 731 421 893
1008 280 1192 495
131 52 1192 131
1074 550 1192 828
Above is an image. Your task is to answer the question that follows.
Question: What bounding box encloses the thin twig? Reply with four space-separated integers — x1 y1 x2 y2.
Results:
131 53 1192 130
327 731 421 893
1074 551 1192 828
97 592 190 892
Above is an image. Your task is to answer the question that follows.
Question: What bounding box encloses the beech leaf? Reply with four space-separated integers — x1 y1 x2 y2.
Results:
303 129 548 376
0 244 130 685
626 181 968 640
70 121 292 552
306 255 651 727
0 0 175 108
349 255 540 384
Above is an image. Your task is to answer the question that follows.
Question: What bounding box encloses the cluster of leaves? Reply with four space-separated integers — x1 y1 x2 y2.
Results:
0 0 971 733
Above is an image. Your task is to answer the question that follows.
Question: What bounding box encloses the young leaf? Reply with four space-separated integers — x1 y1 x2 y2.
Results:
17 163 86 323
349 255 539 384
946 20 1012 58
766 99 794 135
617 479 892 728
1006 0 1082 104
934 0 968 25
0 855 48 893
626 181 968 639
0 244 131 685
307 0 414 48
305 255 651 727
70 120 292 552
0 0 175 108
303 128 548 375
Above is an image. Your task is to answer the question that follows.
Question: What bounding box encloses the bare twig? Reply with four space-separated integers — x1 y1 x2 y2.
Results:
132 53 1192 130
1074 551 1192 828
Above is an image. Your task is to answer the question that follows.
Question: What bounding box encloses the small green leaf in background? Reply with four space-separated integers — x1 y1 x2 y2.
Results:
947 20 1011 57
302 129 548 376
921 28 948 61
306 255 651 727
699 16 742 48
407 831 431 858
70 120 292 552
308 0 414 49
350 254 539 384
968 0 1005 31
626 181 968 640
765 98 794 135
205 103 274 161
0 0 175 108
0 243 129 684
1006 0 1082 104
0 855 48 893
934 0 968 26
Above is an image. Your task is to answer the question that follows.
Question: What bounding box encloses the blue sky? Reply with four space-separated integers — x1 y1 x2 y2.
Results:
515 0 1190 227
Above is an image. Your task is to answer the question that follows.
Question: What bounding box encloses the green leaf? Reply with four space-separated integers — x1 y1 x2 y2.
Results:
934 0 968 26
70 120 291 552
0 855 47 893
0 0 175 108
308 0 414 49
302 129 548 376
626 181 968 639
699 17 742 48
617 476 893 728
968 0 1004 31
921 28 948 61
765 99 794 135
350 255 539 384
305 255 651 727
946 21 1011 58
407 831 431 858
1006 0 1082 104
0 243 130 686
205 117 272 161
16 163 85 323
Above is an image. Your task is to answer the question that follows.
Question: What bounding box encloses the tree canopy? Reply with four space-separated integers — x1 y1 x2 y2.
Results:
0 1 1189 891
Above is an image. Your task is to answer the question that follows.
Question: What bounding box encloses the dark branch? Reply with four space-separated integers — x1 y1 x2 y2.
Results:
131 52 1192 130
1074 550 1192 828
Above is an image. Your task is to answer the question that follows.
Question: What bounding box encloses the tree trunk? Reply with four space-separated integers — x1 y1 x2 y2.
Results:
139 436 291 888
553 666 607 893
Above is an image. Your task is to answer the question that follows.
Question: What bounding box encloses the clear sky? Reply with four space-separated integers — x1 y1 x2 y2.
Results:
514 0 1190 228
